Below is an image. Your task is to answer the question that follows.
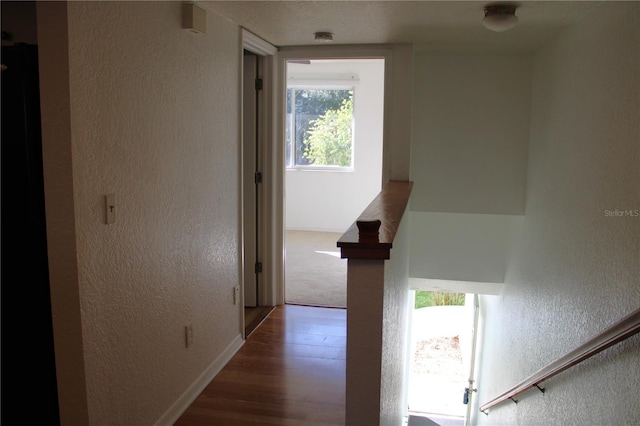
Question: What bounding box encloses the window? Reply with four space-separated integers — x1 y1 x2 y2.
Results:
285 86 355 169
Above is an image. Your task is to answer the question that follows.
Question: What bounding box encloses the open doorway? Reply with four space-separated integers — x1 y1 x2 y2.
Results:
242 50 274 336
241 31 277 338
407 292 479 426
283 58 385 308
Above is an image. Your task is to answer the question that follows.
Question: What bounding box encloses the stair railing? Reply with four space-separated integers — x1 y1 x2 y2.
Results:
479 307 640 415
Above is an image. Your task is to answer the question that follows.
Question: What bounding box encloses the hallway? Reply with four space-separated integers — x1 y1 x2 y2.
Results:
175 304 346 425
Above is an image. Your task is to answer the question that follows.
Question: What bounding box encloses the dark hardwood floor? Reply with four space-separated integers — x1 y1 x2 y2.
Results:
175 304 347 425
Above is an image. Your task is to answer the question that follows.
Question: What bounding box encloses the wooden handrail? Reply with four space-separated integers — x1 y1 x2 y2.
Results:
479 307 640 414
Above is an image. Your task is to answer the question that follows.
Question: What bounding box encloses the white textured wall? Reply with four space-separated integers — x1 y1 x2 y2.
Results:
40 2 243 424
346 259 385 425
285 59 384 232
345 210 411 426
409 53 531 287
380 209 411 425
410 53 531 216
409 211 522 284
474 3 640 425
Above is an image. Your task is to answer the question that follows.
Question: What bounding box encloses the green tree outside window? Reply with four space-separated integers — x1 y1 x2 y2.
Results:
303 94 354 167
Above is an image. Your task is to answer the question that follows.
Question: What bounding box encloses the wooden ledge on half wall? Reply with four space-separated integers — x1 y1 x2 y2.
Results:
337 180 413 260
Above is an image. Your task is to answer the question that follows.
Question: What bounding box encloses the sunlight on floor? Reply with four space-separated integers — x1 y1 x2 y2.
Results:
315 250 341 258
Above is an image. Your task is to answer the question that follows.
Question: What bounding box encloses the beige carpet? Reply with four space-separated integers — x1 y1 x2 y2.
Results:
285 230 347 308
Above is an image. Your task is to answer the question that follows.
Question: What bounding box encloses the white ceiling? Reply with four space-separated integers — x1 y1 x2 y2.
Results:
203 1 602 53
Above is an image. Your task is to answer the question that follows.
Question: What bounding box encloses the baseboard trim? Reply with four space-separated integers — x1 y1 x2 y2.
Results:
154 333 244 426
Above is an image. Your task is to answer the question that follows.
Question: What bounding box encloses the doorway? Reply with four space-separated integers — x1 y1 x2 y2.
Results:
407 292 480 426
1 42 60 423
240 30 278 338
243 50 261 310
283 58 385 308
242 50 272 336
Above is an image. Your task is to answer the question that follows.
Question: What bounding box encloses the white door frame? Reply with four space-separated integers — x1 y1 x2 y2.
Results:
272 44 413 305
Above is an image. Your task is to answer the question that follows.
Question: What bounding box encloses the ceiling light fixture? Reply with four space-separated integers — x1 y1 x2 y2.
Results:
314 32 334 42
483 4 519 32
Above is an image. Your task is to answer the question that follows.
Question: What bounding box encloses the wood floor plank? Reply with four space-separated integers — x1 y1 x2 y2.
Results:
175 304 346 426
